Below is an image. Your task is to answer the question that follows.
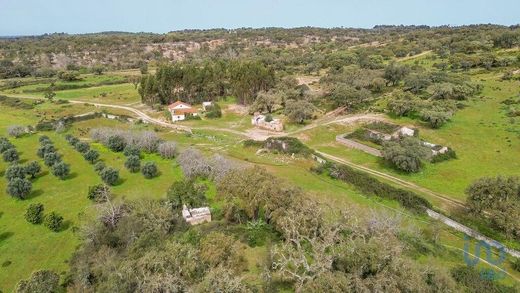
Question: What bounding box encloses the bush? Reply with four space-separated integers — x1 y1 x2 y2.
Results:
100 167 119 185
243 139 263 148
43 152 61 167
7 125 26 138
87 184 110 202
15 270 60 293
68 136 79 146
74 141 90 153
205 103 222 118
94 161 106 174
37 144 55 158
124 155 141 173
431 148 457 163
52 162 70 180
157 141 177 159
141 161 158 179
123 145 141 157
264 137 312 156
44 212 63 232
25 161 41 178
7 178 32 199
25 203 44 224
107 135 126 152
83 149 100 164
5 164 27 181
328 163 431 212
3 148 19 163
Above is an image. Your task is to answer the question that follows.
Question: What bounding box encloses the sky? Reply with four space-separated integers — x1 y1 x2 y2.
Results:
0 0 519 36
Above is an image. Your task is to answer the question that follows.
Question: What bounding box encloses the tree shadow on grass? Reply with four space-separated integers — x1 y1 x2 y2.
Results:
114 178 126 186
0 232 14 243
60 220 72 232
18 158 28 164
26 189 44 200
66 172 78 180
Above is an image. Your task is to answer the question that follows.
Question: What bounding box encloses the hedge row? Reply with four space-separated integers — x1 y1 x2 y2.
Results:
326 163 432 212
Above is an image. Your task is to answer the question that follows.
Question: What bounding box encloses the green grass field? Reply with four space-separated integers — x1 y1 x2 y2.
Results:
1 66 519 290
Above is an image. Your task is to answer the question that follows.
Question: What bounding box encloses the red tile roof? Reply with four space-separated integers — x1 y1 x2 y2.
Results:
168 101 192 109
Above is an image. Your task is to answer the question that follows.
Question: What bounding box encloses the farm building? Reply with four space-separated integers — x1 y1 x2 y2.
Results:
168 101 198 122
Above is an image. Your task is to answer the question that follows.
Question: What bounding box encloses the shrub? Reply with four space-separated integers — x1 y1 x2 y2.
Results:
123 145 141 157
74 141 90 153
7 178 32 199
157 141 177 159
25 161 41 178
83 149 100 164
25 203 44 224
44 212 63 232
94 161 106 174
37 144 55 158
15 270 60 293
43 152 61 167
3 148 19 163
124 155 141 173
100 167 119 185
431 148 457 163
107 135 126 152
5 164 27 181
264 137 312 156
205 103 222 118
243 139 263 148
7 125 26 138
87 184 110 202
68 136 79 146
420 109 452 128
52 162 70 180
141 161 158 179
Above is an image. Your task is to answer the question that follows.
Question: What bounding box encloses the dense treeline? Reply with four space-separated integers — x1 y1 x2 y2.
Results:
138 60 275 105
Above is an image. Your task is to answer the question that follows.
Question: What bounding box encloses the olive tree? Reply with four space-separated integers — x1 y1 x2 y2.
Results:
37 144 55 158
5 164 27 181
124 155 141 173
52 162 70 180
83 149 100 164
43 152 61 167
44 212 63 232
3 148 19 163
7 177 32 199
141 161 158 179
74 141 90 153
25 203 44 224
0 137 14 153
100 167 119 185
25 161 41 178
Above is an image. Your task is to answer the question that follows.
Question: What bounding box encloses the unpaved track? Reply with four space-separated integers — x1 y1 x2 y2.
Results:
12 95 520 259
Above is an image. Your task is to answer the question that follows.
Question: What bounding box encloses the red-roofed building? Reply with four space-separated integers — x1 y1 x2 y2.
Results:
168 101 198 121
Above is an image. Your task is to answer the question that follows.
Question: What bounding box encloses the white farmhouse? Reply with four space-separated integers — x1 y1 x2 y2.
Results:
168 101 198 122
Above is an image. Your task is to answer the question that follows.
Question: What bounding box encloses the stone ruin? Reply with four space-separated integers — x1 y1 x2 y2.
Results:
251 112 284 132
182 205 212 225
